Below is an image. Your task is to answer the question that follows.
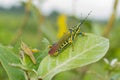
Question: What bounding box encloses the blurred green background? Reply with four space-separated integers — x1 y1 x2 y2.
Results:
0 0 120 80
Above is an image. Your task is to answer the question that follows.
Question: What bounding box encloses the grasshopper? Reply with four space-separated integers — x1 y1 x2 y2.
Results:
49 11 91 56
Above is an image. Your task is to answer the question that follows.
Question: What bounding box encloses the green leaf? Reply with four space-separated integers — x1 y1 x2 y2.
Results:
0 45 26 80
37 33 109 80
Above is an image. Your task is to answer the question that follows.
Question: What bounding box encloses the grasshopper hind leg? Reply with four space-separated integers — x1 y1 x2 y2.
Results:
68 29 75 51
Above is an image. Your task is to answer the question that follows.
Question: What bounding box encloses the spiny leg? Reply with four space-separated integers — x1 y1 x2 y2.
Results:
68 38 74 51
71 42 74 51
69 28 75 51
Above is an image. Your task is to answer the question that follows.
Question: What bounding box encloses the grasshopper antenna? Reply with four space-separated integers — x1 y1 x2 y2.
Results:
78 11 92 27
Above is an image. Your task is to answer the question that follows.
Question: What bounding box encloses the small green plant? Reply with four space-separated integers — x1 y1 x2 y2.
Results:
0 32 109 80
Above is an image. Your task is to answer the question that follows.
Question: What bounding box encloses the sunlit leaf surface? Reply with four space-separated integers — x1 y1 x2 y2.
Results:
37 33 109 80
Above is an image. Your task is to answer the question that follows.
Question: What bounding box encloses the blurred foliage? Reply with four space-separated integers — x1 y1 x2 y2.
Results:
0 0 120 80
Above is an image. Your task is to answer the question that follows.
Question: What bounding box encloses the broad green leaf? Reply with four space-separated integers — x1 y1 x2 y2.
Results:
37 33 109 80
0 45 26 80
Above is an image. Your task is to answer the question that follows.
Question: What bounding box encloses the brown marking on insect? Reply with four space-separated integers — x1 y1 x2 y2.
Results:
48 43 59 56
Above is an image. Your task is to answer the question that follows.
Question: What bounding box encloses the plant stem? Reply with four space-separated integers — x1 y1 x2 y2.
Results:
103 0 119 37
80 66 89 80
10 0 32 46
25 70 30 80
